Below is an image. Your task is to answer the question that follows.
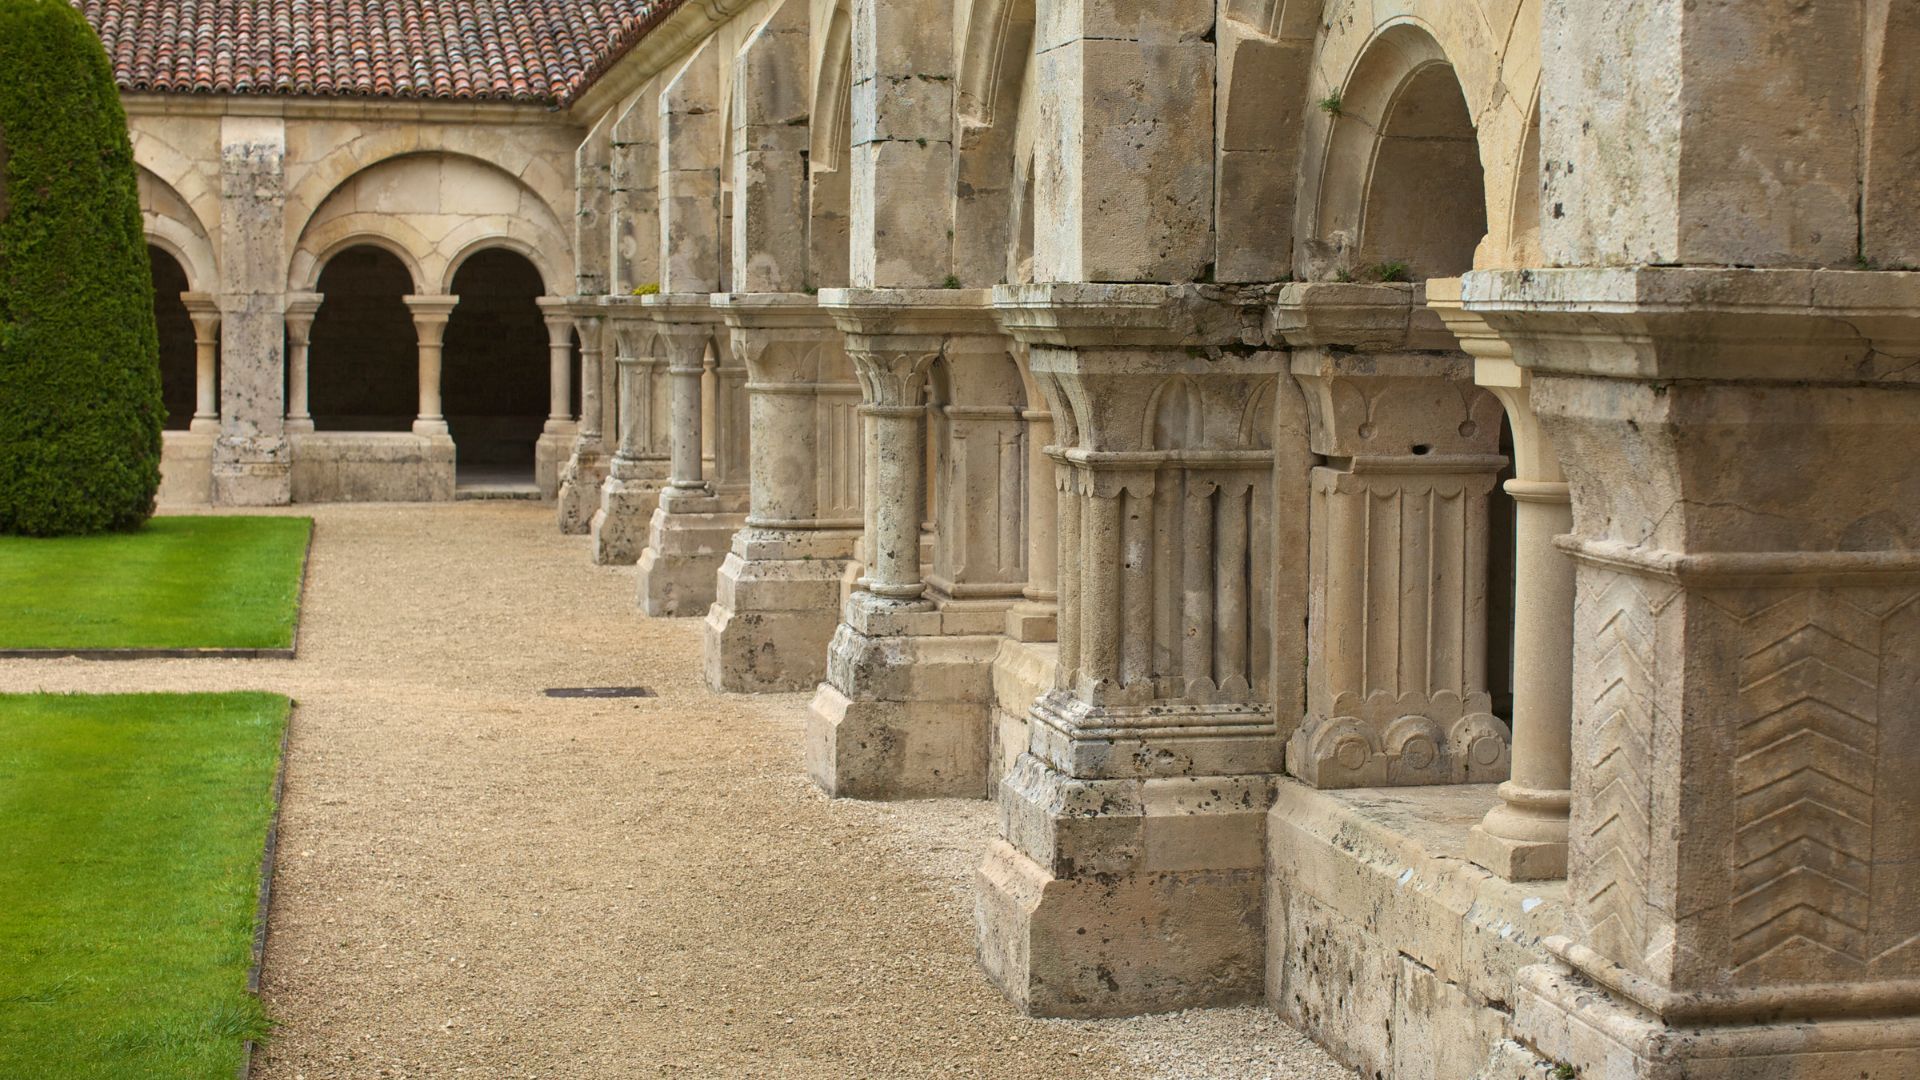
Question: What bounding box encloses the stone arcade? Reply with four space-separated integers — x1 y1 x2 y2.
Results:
101 0 1920 1075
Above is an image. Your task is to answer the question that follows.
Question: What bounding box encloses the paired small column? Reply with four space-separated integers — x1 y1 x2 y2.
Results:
181 293 222 434
402 295 458 437
555 302 610 533
535 297 575 436
282 293 323 434
1430 279 1574 881
1007 348 1058 641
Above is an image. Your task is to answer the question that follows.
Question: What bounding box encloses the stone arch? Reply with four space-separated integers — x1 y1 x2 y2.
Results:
1506 91 1544 269
1310 22 1486 280
147 245 198 431
285 128 572 254
1148 376 1204 451
953 0 1037 287
129 131 219 251
440 230 563 296
810 1 853 175
808 4 854 290
1295 3 1541 277
288 152 570 294
137 165 217 291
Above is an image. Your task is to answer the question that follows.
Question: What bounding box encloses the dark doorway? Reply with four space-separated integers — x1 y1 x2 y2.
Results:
444 249 549 482
309 245 417 431
148 247 196 431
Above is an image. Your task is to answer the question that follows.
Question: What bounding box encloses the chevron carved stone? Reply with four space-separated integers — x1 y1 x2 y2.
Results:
1729 589 1912 979
1575 569 1673 970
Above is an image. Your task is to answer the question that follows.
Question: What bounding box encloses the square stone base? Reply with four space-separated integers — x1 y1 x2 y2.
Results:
533 428 574 499
288 432 453 502
158 430 214 505
555 447 608 534
1513 964 1920 1080
974 756 1271 1017
589 473 663 566
703 529 857 693
635 497 744 617
1266 780 1566 1080
804 619 1001 799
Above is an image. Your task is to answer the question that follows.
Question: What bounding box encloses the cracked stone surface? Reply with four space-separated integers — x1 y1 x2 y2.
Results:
0 501 1348 1079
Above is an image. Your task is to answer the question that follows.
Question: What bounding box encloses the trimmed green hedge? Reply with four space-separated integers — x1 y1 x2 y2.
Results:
0 0 163 535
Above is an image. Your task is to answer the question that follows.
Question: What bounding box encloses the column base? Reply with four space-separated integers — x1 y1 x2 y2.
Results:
1513 962 1920 1080
702 527 858 693
283 418 315 435
411 418 449 437
804 600 1000 798
1466 784 1571 882
988 637 1056 790
974 754 1272 1018
533 427 575 499
188 416 220 435
554 444 608 534
634 492 743 616
211 434 291 506
588 467 666 566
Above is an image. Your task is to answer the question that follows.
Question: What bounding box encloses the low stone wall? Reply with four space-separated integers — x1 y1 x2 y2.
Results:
157 430 214 504
289 432 455 503
1266 782 1565 1080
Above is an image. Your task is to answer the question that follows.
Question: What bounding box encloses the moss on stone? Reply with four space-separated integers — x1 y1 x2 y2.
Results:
0 0 163 535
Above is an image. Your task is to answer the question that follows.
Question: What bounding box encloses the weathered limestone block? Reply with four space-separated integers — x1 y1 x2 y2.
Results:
555 304 611 533
705 294 863 692
287 432 455 502
976 283 1290 1016
1466 266 1920 1080
590 299 671 564
1030 0 1215 284
1275 282 1512 789
634 295 746 616
157 431 214 505
1266 781 1566 1080
848 0 956 288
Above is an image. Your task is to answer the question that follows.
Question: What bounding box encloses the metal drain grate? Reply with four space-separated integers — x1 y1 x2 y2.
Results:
543 686 657 699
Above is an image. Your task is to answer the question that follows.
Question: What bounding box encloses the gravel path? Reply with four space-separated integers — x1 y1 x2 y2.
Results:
0 502 1351 1079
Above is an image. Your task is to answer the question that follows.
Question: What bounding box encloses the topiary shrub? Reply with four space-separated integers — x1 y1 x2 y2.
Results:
0 0 163 535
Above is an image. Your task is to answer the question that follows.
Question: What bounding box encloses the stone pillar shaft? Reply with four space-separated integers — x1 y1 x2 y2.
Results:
540 308 574 427
180 293 222 434
554 303 610 534
666 335 708 492
402 295 458 437
282 292 322 435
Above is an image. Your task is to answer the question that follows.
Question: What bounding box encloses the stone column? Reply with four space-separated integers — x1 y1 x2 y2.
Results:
555 302 610 533
282 292 323 435
211 115 291 505
1003 345 1058 643
805 289 1025 800
1461 265 1920 1080
588 298 670 563
180 293 222 434
1431 279 1575 882
705 294 863 693
634 295 743 616
402 295 458 437
975 284 1287 1017
1271 282 1512 789
533 296 579 500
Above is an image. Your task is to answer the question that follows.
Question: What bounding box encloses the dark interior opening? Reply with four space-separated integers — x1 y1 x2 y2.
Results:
444 249 549 478
1486 414 1518 724
309 245 418 432
148 246 197 431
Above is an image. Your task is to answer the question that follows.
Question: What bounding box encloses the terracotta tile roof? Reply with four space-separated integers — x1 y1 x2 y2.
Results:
75 0 687 107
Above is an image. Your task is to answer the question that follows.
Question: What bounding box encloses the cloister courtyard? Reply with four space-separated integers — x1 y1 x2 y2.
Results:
0 503 1349 1077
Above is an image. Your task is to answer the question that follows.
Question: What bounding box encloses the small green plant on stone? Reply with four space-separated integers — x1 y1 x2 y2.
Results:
1333 267 1355 283
631 282 661 296
0 0 165 535
1370 260 1412 283
1552 1063 1577 1080
942 274 962 289
1318 91 1344 116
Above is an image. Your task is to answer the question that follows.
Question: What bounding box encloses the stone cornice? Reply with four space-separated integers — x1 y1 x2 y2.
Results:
1269 281 1458 352
991 283 1266 350
1462 267 1920 383
119 92 572 128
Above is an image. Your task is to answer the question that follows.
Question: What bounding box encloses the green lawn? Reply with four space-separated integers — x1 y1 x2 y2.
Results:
0 693 289 1078
0 516 311 650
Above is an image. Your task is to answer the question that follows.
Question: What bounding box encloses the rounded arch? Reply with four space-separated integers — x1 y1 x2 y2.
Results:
294 225 428 293
1294 2 1542 277
441 230 561 295
443 247 553 480
289 152 571 294
138 165 217 290
286 130 572 249
1312 22 1485 280
810 3 853 174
